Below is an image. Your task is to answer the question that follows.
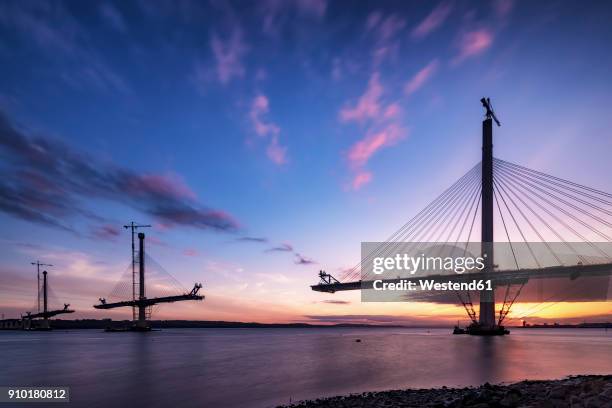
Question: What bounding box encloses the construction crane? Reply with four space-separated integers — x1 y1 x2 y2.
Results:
481 97 501 127
23 270 74 330
94 231 204 331
31 261 52 313
123 222 151 320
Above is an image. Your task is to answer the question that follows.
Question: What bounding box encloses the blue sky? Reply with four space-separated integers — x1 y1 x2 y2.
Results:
1 0 612 323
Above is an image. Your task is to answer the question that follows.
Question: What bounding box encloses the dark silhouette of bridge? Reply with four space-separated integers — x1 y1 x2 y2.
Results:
312 98 612 335
94 231 203 331
23 269 74 330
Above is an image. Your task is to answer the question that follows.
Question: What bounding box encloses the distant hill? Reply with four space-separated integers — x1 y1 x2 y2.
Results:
45 319 411 329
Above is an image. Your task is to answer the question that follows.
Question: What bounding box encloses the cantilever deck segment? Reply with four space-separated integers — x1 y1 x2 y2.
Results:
93 293 204 309
27 309 75 319
311 262 612 293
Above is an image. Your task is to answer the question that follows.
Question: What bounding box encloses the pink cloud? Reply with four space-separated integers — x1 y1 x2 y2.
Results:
250 94 280 137
266 134 288 165
210 27 248 84
183 248 199 257
249 94 288 165
411 1 453 39
351 171 373 190
338 72 408 190
339 73 383 123
347 124 406 168
454 29 494 63
383 103 401 119
405 59 439 95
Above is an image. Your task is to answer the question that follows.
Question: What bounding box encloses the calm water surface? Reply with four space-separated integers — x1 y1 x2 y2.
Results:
1 328 611 407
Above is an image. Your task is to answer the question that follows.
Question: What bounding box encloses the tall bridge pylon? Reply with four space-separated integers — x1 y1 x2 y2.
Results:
479 98 496 329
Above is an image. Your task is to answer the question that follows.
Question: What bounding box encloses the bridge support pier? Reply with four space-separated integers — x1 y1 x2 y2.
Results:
135 232 149 330
40 271 50 330
479 117 496 329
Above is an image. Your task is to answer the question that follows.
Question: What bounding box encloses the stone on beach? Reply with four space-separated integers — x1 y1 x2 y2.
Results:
280 375 612 408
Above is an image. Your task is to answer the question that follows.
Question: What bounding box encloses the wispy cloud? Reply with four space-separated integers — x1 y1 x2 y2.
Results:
453 29 494 63
249 94 288 165
347 124 406 168
183 248 199 257
494 0 514 18
365 12 406 65
296 0 327 18
237 236 268 243
351 171 373 190
339 73 408 190
339 73 383 124
366 12 406 41
258 0 327 36
411 1 453 40
265 243 294 252
99 3 127 33
91 224 121 241
295 253 316 265
304 314 449 325
210 26 248 84
404 59 439 96
0 2 131 95
320 300 351 305
0 111 239 233
264 242 317 268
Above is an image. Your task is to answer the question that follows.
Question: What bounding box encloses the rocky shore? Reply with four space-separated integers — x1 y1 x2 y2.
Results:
281 375 612 408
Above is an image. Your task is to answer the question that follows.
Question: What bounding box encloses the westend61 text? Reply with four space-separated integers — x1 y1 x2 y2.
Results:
373 279 493 291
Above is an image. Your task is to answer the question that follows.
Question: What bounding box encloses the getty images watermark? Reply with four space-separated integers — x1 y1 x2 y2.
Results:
360 242 612 302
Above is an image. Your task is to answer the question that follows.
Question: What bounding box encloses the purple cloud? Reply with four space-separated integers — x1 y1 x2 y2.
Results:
265 243 294 252
404 59 439 95
295 253 316 265
0 2 130 95
237 236 268 243
210 26 248 84
0 111 239 233
91 224 121 241
320 300 350 305
453 29 494 63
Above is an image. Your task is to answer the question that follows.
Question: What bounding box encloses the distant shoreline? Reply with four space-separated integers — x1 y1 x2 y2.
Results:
1 318 610 330
1 319 415 330
280 375 612 408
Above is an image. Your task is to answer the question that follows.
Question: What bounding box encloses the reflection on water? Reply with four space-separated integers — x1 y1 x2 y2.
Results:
1 328 611 408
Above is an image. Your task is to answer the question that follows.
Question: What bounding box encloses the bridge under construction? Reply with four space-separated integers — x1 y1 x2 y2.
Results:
94 231 204 331
21 265 74 330
312 98 612 335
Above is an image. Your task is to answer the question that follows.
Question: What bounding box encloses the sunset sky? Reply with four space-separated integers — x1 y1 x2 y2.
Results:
1 0 611 325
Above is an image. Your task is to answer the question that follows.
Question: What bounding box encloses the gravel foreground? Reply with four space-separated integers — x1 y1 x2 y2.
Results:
280 375 612 408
